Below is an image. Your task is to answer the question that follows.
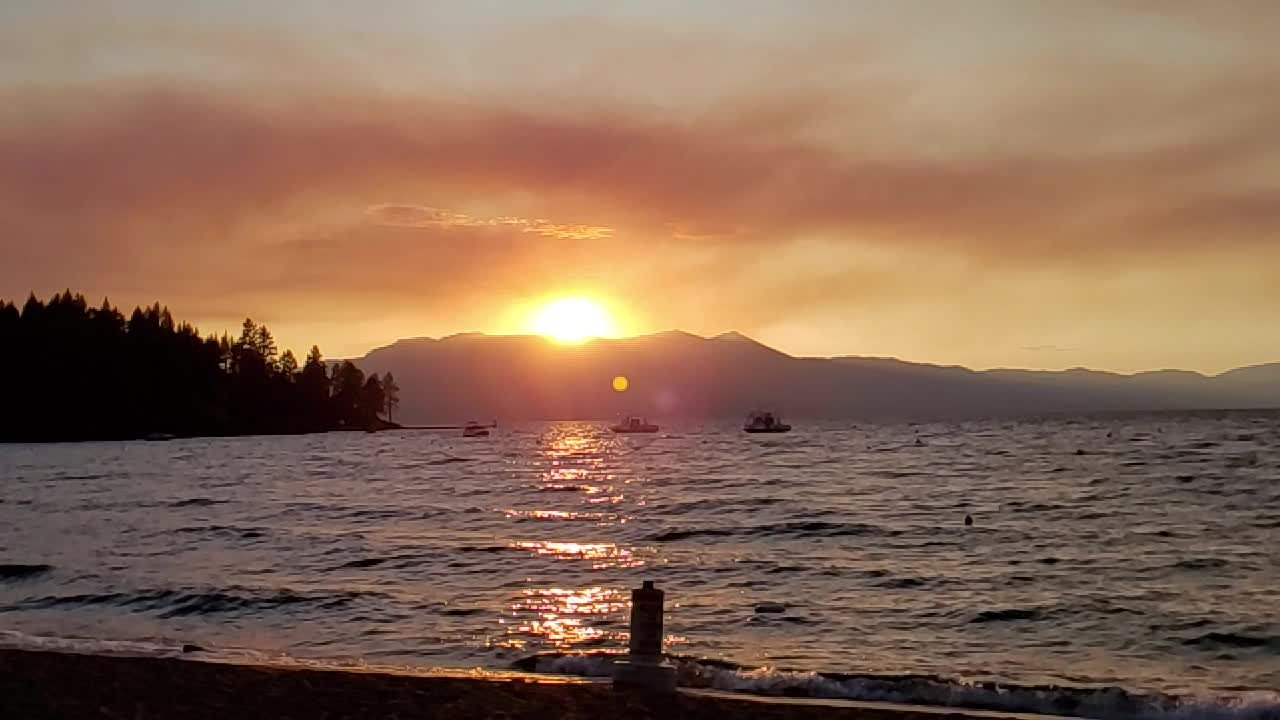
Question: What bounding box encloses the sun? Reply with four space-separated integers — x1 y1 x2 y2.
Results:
527 296 620 344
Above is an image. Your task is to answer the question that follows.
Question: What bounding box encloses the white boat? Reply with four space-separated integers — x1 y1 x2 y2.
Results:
610 416 659 434
743 410 791 433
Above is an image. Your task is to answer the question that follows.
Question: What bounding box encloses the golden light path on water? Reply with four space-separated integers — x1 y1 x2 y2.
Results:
494 423 663 652
503 586 628 649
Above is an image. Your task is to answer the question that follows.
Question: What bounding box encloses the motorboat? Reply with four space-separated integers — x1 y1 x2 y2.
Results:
610 416 659 434
462 421 491 438
743 410 791 433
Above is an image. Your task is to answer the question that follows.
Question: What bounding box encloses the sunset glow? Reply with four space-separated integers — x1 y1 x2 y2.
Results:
526 297 619 344
2 4 1278 372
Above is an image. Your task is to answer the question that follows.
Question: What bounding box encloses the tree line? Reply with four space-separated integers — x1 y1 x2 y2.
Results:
0 291 401 442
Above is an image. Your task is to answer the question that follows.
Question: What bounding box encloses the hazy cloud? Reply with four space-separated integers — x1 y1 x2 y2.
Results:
1 3 1278 369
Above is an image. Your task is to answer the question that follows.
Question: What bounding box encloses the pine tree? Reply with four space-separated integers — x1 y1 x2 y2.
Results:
279 349 299 377
382 372 401 423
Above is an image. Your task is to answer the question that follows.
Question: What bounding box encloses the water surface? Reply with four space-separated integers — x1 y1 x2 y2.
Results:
2 413 1277 714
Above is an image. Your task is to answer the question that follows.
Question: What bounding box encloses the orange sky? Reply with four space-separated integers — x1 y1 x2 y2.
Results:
2 2 1278 373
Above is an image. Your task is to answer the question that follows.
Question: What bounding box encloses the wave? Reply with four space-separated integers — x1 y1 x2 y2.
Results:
1184 632 1279 652
336 557 386 569
169 498 226 507
0 563 52 581
649 520 892 542
425 457 472 466
970 608 1046 623
514 652 1280 720
339 507 420 521
439 608 484 616
2 626 1276 720
654 497 786 514
1172 558 1230 571
0 630 188 659
873 576 930 590
5 586 375 618
169 524 267 540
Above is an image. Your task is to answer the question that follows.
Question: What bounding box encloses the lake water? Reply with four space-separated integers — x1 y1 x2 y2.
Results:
2 413 1277 717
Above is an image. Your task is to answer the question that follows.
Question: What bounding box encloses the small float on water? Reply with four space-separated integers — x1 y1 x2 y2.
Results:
743 410 791 434
611 416 659 434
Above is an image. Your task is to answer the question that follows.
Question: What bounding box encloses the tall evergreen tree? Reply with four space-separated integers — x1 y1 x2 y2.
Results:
331 361 365 427
382 372 400 423
279 349 299 377
360 374 385 427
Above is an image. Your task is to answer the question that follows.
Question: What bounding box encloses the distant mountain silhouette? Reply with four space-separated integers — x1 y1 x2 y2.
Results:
353 332 1280 422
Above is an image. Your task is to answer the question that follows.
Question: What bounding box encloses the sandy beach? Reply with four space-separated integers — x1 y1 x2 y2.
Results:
0 649 1036 720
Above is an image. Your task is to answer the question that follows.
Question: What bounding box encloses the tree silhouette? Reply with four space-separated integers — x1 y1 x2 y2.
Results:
255 324 278 369
382 372 400 423
298 345 333 432
280 349 299 377
360 374 386 428
330 361 366 428
0 291 397 441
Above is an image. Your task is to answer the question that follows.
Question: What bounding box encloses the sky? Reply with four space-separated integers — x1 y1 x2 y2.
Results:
2 1 1278 373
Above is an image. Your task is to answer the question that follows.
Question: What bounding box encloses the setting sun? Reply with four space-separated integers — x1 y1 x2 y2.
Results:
527 297 620 344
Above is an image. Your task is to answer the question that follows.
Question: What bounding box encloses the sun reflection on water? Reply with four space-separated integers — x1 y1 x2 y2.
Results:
510 540 644 569
491 424 651 652
497 586 629 650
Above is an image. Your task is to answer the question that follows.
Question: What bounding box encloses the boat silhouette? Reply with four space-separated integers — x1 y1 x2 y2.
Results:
610 416 659 433
743 410 791 433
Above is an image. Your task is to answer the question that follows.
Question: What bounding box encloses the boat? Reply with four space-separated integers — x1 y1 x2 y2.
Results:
743 410 791 433
610 416 659 434
462 421 491 438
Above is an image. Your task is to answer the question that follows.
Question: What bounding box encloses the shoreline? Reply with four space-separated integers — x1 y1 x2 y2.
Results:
0 648 1047 720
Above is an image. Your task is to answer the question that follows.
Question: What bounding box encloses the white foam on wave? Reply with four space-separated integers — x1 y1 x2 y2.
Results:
1133 694 1280 720
712 669 1280 720
4 631 1274 720
532 651 620 677
0 629 183 658
0 629 588 685
529 653 1280 720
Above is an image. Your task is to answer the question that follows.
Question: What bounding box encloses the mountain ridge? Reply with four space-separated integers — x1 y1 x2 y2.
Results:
352 331 1279 422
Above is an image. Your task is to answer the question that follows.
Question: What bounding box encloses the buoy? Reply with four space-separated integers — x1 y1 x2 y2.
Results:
964 514 974 526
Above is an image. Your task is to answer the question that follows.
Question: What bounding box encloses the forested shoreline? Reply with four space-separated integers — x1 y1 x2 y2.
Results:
0 291 400 442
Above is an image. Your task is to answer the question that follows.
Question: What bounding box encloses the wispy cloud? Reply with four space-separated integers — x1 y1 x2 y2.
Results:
1020 345 1077 353
366 204 613 240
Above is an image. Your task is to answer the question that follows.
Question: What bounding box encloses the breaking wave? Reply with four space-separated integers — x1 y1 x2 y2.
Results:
515 652 1280 720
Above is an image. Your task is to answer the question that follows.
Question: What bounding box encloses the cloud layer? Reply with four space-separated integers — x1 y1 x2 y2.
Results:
1 3 1278 370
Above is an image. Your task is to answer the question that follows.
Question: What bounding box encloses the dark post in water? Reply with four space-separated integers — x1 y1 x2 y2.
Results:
630 580 663 656
612 580 677 691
